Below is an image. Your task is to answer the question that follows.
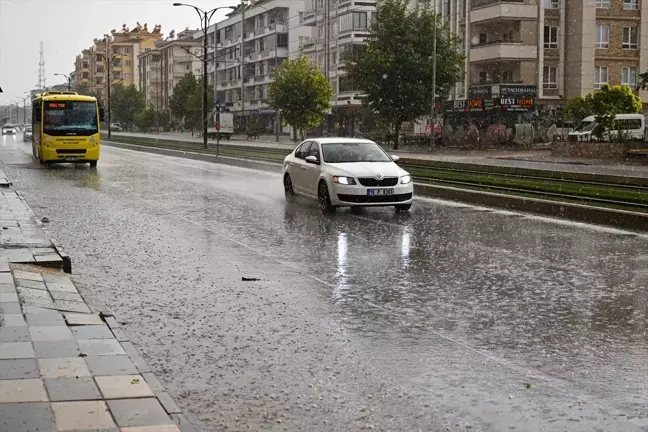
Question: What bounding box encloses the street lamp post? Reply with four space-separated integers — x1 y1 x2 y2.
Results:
174 3 236 150
55 73 71 91
104 34 124 140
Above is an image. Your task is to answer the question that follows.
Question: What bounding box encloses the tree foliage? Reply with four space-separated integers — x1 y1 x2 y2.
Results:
74 83 101 102
564 85 642 139
344 0 464 148
268 55 332 139
134 106 157 131
111 84 145 129
170 72 197 121
184 77 214 132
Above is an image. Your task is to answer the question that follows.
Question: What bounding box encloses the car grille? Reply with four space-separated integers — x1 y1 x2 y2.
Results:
357 177 399 187
337 193 412 203
56 149 87 154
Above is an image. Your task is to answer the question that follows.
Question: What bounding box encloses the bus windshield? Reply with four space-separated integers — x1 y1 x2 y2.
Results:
43 101 98 135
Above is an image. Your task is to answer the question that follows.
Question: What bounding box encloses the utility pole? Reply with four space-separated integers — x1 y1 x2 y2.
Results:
105 35 113 139
429 8 438 151
275 28 280 142
240 0 246 133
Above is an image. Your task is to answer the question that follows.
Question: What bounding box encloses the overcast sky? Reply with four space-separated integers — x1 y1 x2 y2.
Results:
0 0 237 103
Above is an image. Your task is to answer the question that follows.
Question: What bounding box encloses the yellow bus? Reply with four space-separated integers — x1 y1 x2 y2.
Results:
31 91 104 167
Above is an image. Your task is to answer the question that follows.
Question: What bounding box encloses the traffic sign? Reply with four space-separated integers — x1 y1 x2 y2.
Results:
215 123 221 131
215 99 221 112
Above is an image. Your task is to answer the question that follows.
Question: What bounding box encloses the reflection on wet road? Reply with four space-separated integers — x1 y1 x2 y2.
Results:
2 134 648 431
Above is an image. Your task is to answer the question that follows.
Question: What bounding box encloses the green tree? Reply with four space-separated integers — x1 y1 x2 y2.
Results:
268 55 332 140
73 83 101 102
134 106 156 131
564 96 590 123
344 0 464 148
184 78 215 134
170 72 197 122
111 84 145 130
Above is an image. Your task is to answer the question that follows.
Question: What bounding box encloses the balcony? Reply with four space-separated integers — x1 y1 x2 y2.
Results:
470 42 537 63
470 1 537 24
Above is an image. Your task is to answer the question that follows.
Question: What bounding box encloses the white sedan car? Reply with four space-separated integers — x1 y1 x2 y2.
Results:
1 125 16 135
282 138 414 213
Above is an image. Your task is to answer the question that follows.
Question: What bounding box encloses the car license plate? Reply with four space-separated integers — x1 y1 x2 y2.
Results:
64 157 79 162
367 189 394 196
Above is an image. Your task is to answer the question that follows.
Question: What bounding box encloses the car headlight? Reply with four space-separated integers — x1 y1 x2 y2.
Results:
333 176 356 185
401 175 412 184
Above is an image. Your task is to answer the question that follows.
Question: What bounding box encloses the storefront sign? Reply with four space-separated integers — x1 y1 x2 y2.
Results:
468 86 492 99
500 85 537 98
499 96 535 111
444 98 495 113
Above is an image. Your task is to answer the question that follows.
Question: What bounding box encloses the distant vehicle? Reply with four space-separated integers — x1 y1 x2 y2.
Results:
23 126 32 141
207 112 234 140
31 91 104 167
110 123 123 132
568 114 645 142
282 138 414 213
1 125 16 135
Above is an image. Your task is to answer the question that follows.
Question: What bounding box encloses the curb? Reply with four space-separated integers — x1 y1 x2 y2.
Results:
414 183 648 232
98 310 197 432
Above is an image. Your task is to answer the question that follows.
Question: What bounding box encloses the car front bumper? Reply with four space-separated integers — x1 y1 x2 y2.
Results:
330 181 414 207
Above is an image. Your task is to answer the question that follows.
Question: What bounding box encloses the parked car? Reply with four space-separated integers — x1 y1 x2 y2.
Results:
110 123 123 132
23 126 32 141
282 138 413 213
568 114 645 142
1 125 16 135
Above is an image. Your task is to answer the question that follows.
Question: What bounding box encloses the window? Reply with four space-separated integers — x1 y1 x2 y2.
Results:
544 26 558 49
595 24 609 49
546 0 559 8
295 142 312 159
124 72 132 80
125 47 132 54
339 12 367 32
277 33 288 48
543 66 557 89
596 0 610 7
622 67 637 88
479 71 488 83
479 33 487 44
82 61 89 69
125 59 132 67
594 66 608 89
623 27 638 49
95 66 104 73
502 71 513 82
624 0 639 10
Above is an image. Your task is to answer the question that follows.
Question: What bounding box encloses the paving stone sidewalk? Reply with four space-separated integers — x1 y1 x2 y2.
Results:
0 267 195 432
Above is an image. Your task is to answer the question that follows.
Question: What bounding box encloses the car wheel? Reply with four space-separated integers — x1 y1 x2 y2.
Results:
395 203 412 212
318 181 335 214
89 161 98 168
283 173 294 199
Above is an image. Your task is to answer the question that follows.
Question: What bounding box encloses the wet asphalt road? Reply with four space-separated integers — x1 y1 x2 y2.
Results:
1 134 648 431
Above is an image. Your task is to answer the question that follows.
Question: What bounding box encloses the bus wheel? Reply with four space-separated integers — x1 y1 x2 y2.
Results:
89 161 97 168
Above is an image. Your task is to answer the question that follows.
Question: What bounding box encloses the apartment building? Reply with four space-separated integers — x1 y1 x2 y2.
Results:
446 0 648 118
138 29 200 113
210 0 310 131
74 23 163 103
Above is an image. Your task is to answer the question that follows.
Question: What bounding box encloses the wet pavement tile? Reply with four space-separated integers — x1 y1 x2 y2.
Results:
15 279 47 290
84 355 138 376
107 398 174 428
95 375 155 399
140 373 164 392
25 311 65 326
3 250 35 263
49 291 83 303
13 271 43 282
0 402 55 432
63 313 102 326
0 378 48 402
0 273 13 284
121 425 181 432
35 255 63 264
0 261 9 273
16 287 55 309
155 391 181 414
170 414 195 432
33 340 80 358
44 376 102 402
0 359 39 380
71 325 114 340
54 300 91 314
0 342 35 359
0 292 18 302
45 280 78 294
110 327 129 342
29 326 74 342
77 339 126 356
0 326 29 342
0 314 25 327
38 357 91 378
0 283 16 293
51 400 117 430
0 302 21 314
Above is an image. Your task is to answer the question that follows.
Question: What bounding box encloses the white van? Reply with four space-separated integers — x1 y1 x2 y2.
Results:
568 114 645 142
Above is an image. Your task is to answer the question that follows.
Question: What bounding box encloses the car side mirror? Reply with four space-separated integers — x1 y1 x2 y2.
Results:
305 155 319 164
391 155 400 162
99 107 105 122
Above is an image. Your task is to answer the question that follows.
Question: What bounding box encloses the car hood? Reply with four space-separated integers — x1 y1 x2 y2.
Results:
325 161 407 178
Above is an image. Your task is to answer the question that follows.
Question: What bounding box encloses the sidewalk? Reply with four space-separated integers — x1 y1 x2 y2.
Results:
0 172 194 432
106 132 648 179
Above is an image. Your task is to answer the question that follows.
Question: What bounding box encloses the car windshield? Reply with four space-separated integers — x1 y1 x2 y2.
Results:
43 101 98 135
321 142 392 163
574 120 596 132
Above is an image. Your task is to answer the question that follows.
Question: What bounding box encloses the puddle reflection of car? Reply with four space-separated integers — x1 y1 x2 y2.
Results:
282 138 414 213
2 125 16 135
23 127 32 141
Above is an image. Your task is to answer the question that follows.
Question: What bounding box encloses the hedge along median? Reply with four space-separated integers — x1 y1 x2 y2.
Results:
102 134 648 214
